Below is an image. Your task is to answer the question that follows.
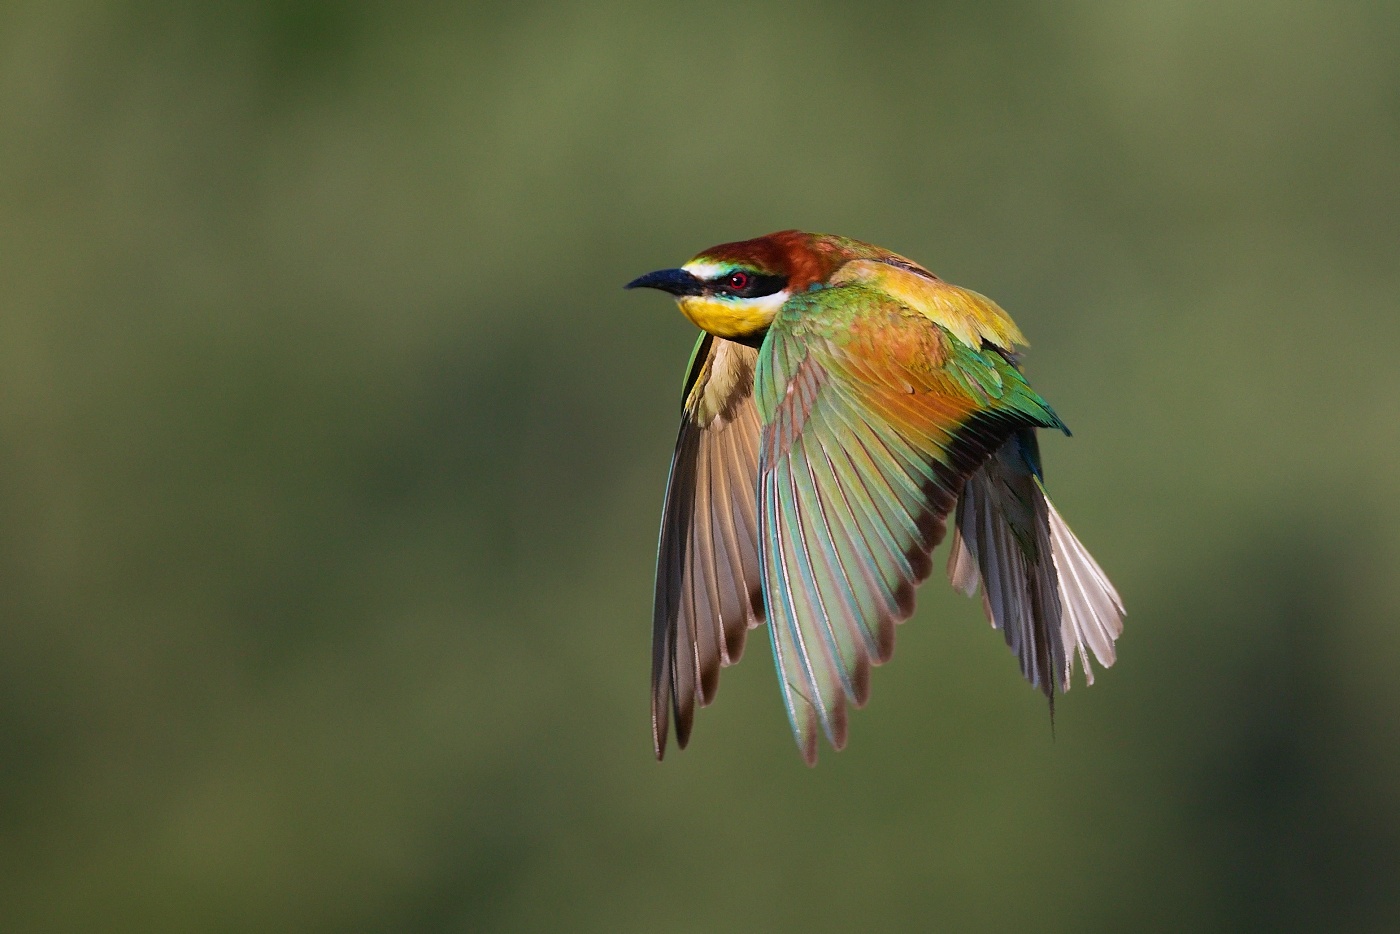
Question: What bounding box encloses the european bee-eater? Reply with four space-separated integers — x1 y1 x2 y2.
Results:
627 230 1124 765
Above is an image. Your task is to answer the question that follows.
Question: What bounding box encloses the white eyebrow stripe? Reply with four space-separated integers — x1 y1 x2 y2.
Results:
682 261 731 280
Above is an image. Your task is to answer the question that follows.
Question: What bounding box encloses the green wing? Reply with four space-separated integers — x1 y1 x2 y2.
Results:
754 285 1064 763
652 334 764 759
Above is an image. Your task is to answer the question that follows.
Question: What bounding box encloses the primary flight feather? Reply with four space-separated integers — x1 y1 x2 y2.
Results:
627 230 1124 765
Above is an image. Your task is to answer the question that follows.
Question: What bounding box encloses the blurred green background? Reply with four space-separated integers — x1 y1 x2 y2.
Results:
2 2 1398 931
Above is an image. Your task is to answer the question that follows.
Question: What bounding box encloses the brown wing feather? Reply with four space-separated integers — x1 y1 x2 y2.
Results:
652 337 764 759
946 434 1125 695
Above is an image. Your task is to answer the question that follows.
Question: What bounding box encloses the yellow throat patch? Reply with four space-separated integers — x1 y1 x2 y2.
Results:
676 293 787 341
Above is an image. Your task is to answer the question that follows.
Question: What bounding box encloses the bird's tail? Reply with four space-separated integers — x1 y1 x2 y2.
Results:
947 432 1124 696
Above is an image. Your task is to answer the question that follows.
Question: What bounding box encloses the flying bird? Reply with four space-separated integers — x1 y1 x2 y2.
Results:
627 230 1124 764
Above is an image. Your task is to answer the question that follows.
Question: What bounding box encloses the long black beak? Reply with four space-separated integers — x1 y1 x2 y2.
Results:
624 268 705 296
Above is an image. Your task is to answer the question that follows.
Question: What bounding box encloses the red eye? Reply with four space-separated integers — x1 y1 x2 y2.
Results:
727 271 750 291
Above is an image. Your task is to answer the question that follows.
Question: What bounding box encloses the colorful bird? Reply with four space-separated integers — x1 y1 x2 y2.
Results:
627 230 1124 764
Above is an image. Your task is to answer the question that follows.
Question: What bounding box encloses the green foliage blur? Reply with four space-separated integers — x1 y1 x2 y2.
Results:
2 2 1398 931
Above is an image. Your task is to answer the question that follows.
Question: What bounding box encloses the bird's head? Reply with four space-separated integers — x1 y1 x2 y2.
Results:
627 230 947 341
626 230 831 341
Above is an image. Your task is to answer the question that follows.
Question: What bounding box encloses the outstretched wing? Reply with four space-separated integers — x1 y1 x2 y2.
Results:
753 285 1064 763
947 432 1125 695
653 334 764 759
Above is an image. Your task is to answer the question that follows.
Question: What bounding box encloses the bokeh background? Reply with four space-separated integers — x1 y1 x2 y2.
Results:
2 2 1398 931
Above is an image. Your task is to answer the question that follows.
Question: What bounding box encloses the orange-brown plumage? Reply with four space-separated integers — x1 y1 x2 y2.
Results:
696 230 941 294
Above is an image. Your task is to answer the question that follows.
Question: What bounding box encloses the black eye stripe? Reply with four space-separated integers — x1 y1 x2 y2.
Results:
711 271 787 298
